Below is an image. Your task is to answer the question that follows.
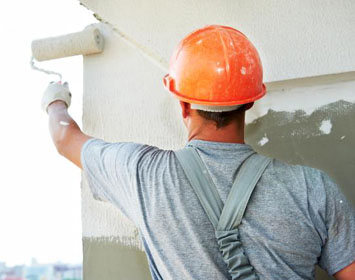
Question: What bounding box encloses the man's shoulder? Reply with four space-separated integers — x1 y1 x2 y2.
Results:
264 156 335 194
82 138 170 156
269 156 328 179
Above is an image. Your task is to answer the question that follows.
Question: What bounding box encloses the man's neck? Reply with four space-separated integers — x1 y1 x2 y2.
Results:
187 121 245 144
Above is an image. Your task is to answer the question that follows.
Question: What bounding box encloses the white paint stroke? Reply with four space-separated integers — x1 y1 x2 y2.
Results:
246 80 355 124
319 120 332 134
59 121 70 126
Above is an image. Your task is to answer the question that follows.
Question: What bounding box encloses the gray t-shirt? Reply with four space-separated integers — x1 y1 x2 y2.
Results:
81 138 355 280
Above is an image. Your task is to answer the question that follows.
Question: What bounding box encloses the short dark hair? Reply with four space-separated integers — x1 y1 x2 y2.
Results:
196 105 246 129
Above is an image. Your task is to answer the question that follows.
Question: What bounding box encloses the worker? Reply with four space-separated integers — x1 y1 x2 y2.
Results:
42 25 355 279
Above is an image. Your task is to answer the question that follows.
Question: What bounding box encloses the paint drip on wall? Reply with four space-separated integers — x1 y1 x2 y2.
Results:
319 120 332 134
258 134 269 146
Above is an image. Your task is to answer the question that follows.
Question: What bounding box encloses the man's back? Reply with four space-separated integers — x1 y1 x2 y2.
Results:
82 138 355 280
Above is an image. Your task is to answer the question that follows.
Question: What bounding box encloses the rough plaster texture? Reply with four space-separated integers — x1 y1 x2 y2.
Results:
80 0 355 82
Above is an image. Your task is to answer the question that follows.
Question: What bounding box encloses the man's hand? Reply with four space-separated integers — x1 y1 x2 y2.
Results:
42 81 72 112
43 82 91 169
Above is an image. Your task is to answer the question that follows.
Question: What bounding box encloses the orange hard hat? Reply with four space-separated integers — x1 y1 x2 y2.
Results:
163 25 266 110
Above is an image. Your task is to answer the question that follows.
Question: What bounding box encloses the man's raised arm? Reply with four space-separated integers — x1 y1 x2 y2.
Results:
43 82 91 169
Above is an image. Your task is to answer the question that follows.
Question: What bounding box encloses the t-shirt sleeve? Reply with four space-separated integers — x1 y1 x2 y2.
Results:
81 138 157 223
315 171 355 275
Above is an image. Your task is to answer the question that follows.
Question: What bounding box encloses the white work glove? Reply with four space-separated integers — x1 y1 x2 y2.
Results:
41 81 72 113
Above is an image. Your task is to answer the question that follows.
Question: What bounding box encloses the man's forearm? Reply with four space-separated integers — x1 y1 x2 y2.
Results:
47 100 91 168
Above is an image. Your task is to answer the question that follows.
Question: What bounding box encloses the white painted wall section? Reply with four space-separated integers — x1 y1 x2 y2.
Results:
246 80 355 123
80 0 355 82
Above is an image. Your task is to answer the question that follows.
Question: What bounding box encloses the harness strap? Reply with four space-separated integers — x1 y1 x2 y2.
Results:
218 154 272 231
175 147 272 280
175 147 224 229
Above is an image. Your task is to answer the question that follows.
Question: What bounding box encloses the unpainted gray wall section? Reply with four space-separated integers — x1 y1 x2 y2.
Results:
246 100 355 206
83 238 151 280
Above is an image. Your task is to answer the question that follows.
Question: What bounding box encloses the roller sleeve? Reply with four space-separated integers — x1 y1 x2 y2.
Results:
31 27 104 61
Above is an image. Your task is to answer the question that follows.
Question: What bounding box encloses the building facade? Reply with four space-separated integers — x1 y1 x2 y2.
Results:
78 0 355 279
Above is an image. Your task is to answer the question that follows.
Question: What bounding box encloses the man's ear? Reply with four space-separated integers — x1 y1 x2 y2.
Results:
179 101 191 118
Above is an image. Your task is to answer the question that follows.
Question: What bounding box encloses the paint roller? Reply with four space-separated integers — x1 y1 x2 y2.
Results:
30 26 104 80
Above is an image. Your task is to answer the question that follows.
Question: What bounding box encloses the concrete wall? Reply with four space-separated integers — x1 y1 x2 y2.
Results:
79 1 355 279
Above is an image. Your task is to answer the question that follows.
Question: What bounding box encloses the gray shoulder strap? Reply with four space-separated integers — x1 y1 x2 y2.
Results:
217 154 272 231
175 147 223 229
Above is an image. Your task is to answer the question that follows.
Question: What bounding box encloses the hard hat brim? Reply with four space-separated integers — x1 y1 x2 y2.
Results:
163 74 267 106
